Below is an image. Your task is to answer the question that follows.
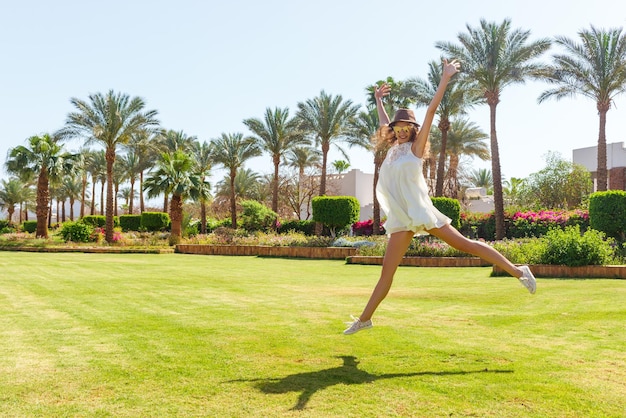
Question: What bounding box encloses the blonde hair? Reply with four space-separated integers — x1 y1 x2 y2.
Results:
376 124 418 147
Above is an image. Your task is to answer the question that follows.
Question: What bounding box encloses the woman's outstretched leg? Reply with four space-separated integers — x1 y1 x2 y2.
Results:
344 231 414 334
426 224 536 293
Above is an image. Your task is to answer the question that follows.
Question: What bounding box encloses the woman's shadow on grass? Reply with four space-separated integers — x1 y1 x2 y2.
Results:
229 355 512 411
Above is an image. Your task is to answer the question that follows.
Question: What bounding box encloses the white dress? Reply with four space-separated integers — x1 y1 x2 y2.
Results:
376 141 451 235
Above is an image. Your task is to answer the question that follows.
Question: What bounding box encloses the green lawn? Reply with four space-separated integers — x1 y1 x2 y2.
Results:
0 252 624 417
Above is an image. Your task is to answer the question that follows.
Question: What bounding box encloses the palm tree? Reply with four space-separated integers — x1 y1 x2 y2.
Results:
144 150 208 244
243 107 306 213
332 160 350 174
117 151 141 214
470 168 494 191
284 146 321 220
296 90 360 196
430 118 490 198
125 130 159 213
155 130 197 212
5 134 73 237
437 18 551 239
85 150 106 216
60 90 159 242
215 168 262 201
406 60 482 196
0 178 26 225
539 25 626 191
191 140 213 234
209 133 261 228
61 174 83 221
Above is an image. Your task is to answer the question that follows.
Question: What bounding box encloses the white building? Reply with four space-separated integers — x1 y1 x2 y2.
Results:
573 142 626 191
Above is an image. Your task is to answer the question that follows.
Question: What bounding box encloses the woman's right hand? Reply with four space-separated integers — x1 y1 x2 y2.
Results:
374 83 390 100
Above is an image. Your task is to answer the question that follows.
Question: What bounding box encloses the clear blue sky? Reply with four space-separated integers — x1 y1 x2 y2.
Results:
2 0 626 183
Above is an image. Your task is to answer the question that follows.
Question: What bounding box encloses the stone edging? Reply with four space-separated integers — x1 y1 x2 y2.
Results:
0 246 174 254
493 264 626 279
346 256 491 267
175 244 356 259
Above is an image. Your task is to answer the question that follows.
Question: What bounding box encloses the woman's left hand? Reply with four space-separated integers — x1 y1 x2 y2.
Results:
442 59 460 78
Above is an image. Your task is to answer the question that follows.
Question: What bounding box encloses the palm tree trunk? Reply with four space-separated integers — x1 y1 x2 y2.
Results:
169 193 183 244
200 200 207 234
105 148 115 243
435 121 450 197
272 155 280 213
140 171 145 213
489 102 505 240
230 169 237 228
90 177 96 215
70 197 75 220
80 174 87 218
100 180 105 216
596 107 608 191
35 168 49 238
129 179 135 214
320 142 329 196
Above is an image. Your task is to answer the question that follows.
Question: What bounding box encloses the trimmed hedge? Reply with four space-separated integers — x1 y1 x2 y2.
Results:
312 196 360 236
278 220 316 236
119 215 142 232
431 197 461 229
589 190 626 241
141 212 170 232
22 220 37 233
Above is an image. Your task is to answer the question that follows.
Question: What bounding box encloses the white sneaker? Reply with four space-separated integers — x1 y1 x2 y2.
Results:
518 265 537 294
343 315 373 335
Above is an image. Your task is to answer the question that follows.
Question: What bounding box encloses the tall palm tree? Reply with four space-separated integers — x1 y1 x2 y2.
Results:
5 134 73 237
125 130 159 213
296 90 360 196
284 146 321 220
155 130 197 212
86 150 106 216
437 19 551 239
60 90 159 242
191 140 213 234
117 151 141 214
539 25 626 191
431 118 490 198
144 150 208 244
243 107 306 213
215 168 262 201
61 174 83 221
209 133 261 228
406 60 482 196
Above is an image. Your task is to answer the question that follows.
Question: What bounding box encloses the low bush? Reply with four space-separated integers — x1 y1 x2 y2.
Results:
22 220 37 233
278 220 316 236
119 215 142 232
58 221 94 243
589 190 626 241
240 200 278 232
141 212 170 232
540 225 617 267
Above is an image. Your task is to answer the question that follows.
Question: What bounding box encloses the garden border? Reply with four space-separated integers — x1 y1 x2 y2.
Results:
493 264 626 279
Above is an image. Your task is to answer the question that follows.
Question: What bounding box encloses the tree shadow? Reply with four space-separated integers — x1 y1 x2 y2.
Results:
227 355 513 411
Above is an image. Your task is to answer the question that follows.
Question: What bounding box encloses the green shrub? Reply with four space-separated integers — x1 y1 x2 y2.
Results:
312 196 360 237
58 221 94 243
141 212 170 232
22 220 37 233
492 239 546 265
277 220 316 236
589 190 626 241
81 215 106 227
540 225 616 266
431 197 461 229
240 200 278 232
119 215 142 232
